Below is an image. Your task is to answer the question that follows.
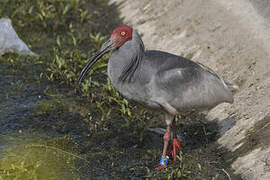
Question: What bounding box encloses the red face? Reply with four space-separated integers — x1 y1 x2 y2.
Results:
78 25 133 84
110 25 132 49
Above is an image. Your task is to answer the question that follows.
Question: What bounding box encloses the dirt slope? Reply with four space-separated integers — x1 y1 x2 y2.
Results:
110 0 270 179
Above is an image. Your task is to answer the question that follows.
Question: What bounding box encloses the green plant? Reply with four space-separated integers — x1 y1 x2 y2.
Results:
145 151 191 180
211 174 220 180
1 0 89 32
0 135 88 180
0 0 141 141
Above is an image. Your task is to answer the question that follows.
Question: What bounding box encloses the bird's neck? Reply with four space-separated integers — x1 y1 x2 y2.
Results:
108 31 145 85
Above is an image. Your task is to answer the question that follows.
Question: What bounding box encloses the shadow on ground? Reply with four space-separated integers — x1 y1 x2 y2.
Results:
0 62 242 179
0 1 242 180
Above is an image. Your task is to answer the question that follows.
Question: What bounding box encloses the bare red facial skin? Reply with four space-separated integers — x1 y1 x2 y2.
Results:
110 25 132 49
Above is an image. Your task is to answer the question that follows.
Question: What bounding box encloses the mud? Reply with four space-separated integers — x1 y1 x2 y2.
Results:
114 0 270 179
0 61 241 179
1 0 262 179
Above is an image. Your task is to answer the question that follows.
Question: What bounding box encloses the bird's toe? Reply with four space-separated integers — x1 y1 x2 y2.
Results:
155 165 165 171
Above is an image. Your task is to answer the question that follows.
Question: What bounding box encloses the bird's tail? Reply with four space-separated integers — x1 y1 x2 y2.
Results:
224 80 239 94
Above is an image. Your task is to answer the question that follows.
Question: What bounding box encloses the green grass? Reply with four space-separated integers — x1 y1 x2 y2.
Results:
0 0 135 126
0 135 89 180
0 1 159 178
0 1 208 179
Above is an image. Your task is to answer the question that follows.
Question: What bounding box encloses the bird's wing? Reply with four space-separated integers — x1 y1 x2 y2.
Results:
154 64 233 110
155 66 202 94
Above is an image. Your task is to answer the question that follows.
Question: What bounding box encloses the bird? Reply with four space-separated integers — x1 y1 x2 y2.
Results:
78 25 234 171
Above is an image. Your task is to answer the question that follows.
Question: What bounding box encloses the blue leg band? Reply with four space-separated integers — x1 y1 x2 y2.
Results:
159 155 169 166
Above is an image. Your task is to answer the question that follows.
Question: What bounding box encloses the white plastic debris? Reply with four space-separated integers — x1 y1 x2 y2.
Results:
0 18 38 57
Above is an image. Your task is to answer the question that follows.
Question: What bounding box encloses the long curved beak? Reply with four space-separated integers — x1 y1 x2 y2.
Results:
78 39 113 85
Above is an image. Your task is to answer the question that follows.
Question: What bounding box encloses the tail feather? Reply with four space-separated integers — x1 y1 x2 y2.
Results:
224 80 239 94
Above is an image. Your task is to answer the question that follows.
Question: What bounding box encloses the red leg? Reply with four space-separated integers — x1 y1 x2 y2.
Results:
155 124 171 171
171 118 181 163
162 125 171 157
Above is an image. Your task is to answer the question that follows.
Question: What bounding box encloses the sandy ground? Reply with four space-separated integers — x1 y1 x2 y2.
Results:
110 0 270 179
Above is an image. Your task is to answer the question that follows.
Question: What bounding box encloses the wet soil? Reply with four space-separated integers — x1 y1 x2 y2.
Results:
116 0 270 178
0 60 242 179
0 0 246 179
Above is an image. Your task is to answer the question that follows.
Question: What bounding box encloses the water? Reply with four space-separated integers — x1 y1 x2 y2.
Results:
0 53 241 179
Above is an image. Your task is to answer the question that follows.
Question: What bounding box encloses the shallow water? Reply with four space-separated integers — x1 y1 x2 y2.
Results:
0 0 242 176
0 61 244 179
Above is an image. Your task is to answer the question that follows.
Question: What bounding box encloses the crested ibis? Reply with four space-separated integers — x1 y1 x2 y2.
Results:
78 25 234 171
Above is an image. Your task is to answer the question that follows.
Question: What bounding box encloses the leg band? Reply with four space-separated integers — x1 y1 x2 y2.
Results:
159 155 169 166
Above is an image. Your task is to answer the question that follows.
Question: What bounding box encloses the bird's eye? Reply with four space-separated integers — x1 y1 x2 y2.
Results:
120 31 126 36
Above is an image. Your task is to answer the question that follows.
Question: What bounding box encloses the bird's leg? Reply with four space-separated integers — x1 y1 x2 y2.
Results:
158 102 181 162
162 124 171 157
171 118 181 163
155 114 173 171
155 125 171 171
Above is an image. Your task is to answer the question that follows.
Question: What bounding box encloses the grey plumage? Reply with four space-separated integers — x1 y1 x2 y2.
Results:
78 25 234 168
108 30 233 114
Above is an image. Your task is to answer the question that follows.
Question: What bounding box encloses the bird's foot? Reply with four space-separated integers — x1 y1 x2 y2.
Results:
155 165 165 171
155 155 169 171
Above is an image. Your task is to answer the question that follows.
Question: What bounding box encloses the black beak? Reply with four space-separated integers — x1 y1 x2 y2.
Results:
78 39 113 85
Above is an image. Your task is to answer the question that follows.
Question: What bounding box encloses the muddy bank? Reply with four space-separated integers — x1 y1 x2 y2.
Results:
0 60 241 179
113 0 270 179
1 0 269 179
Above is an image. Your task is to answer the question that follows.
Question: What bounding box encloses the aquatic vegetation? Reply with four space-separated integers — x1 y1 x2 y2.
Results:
35 101 58 114
0 1 236 179
144 152 190 179
0 0 134 124
0 0 150 178
0 135 90 180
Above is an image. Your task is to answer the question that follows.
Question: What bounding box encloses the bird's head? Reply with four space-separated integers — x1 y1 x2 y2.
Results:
78 25 133 84
110 25 133 49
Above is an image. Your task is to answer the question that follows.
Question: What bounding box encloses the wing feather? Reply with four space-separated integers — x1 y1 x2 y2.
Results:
154 64 233 111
